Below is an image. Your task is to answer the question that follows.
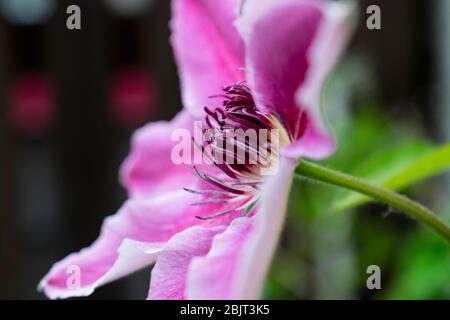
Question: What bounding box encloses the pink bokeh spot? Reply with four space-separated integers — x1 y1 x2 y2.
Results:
8 71 56 135
108 66 158 129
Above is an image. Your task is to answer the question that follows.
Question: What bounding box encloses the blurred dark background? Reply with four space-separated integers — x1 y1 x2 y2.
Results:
0 0 449 299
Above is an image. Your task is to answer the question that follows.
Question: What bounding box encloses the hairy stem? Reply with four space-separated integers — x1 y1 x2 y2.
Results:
295 159 450 242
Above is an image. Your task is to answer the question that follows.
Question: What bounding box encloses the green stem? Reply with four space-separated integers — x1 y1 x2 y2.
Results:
295 159 450 243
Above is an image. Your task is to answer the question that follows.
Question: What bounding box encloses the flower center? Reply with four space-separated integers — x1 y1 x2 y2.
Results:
186 83 290 220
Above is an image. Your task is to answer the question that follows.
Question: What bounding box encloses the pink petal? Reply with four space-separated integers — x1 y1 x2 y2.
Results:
186 157 297 299
237 0 321 137
39 189 214 299
281 115 336 159
147 225 226 300
237 0 353 157
296 1 355 138
120 110 196 198
185 217 254 299
170 0 245 117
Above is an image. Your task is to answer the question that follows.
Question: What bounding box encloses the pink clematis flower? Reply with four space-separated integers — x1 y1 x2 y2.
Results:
40 0 353 299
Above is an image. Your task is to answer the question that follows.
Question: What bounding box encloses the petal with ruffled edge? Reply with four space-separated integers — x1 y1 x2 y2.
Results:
120 110 196 198
237 0 354 159
186 157 297 299
147 225 226 300
170 0 245 117
39 189 220 299
295 1 355 141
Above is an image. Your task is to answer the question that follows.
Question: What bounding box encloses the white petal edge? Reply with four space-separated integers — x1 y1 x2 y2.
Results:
295 0 357 134
233 156 297 299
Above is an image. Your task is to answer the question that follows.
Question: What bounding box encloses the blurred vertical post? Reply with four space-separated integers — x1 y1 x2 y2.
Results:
0 14 7 299
433 0 450 192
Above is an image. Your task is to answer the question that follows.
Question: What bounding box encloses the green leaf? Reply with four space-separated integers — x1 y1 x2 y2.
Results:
333 143 450 212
